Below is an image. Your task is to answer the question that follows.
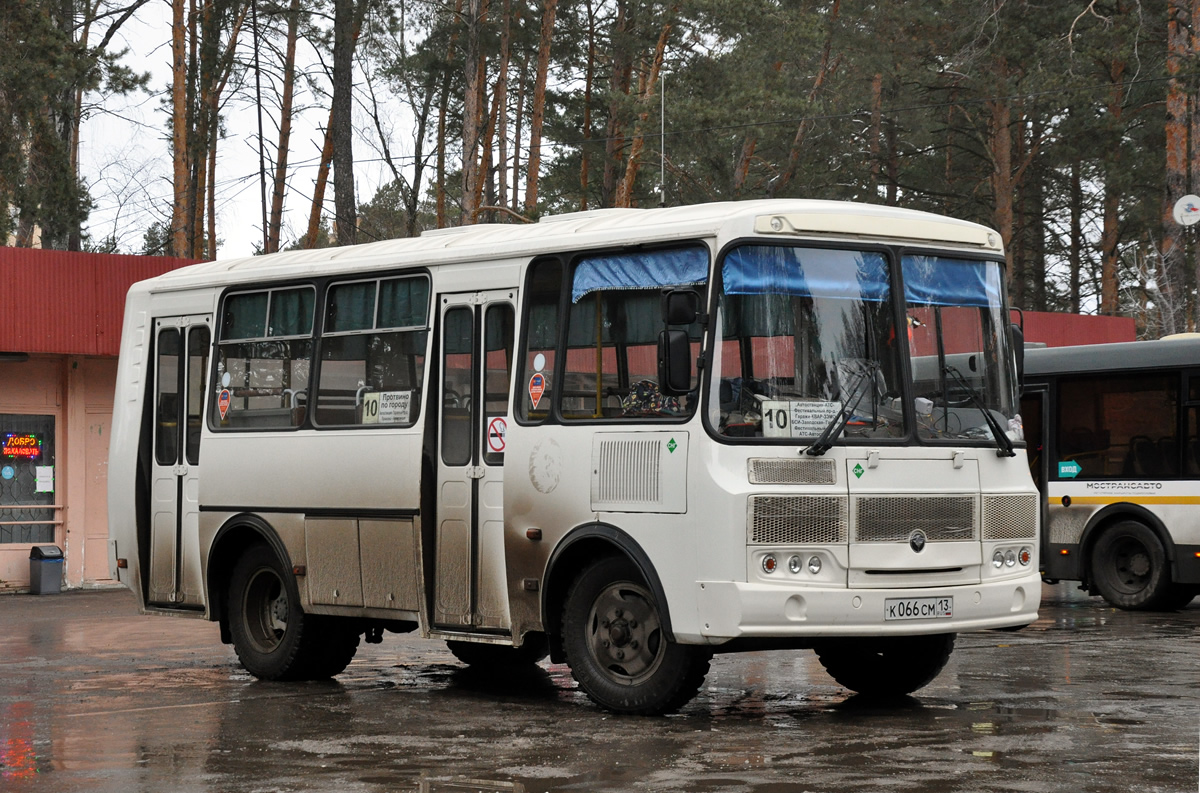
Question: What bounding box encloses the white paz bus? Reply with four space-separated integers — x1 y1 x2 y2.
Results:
108 200 1039 714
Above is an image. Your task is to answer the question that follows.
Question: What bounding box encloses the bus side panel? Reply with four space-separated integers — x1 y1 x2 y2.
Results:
199 429 424 612
108 286 153 604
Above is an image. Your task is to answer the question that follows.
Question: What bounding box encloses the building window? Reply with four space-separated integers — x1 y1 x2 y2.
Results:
0 414 56 544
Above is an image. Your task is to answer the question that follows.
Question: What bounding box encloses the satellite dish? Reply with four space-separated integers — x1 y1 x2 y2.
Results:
1173 194 1200 226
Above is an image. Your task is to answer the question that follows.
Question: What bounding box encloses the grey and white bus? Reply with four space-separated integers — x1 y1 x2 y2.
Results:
108 200 1039 714
1023 338 1200 610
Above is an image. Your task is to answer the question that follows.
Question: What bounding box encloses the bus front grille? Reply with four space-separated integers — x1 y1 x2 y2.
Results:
982 494 1038 539
748 495 848 544
747 458 836 485
854 495 977 542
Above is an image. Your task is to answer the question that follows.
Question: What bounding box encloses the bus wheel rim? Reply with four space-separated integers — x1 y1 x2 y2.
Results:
244 567 288 653
586 581 665 685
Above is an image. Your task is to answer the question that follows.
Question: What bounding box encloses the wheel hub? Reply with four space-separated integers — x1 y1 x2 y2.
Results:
588 584 663 684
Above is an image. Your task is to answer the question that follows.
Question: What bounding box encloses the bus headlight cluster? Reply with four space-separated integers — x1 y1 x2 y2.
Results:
762 553 823 576
992 546 1033 569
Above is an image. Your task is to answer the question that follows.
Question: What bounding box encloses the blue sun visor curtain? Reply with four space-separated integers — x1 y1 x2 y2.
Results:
571 247 710 303
721 246 891 301
901 255 1003 308
721 247 1003 309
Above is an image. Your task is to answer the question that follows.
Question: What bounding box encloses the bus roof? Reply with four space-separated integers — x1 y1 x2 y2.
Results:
140 199 1003 293
1024 336 1200 377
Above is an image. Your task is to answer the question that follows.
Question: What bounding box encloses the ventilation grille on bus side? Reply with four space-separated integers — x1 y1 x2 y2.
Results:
595 439 661 505
748 458 836 485
748 495 848 544
982 494 1038 540
854 496 977 542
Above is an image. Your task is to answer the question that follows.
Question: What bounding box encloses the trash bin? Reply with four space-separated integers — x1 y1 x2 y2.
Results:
29 545 64 595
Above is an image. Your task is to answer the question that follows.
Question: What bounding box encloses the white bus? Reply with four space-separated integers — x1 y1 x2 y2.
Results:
1022 338 1200 610
108 200 1039 714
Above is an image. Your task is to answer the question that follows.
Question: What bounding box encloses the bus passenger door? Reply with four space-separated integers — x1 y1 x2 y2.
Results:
148 315 211 608
1019 384 1049 567
434 290 517 629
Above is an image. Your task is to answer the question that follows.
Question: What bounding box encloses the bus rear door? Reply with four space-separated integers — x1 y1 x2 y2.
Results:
148 315 211 608
435 291 516 630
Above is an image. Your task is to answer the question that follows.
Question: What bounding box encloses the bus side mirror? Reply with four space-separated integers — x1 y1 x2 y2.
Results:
1010 322 1025 385
658 329 692 396
662 289 701 325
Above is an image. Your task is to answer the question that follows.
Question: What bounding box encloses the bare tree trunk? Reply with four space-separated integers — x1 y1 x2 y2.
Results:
332 0 362 246
988 93 1015 281
1162 0 1189 333
579 0 596 209
868 72 882 196
305 107 335 247
170 0 189 256
1069 158 1082 314
615 7 675 207
512 52 528 212
1101 64 1126 315
461 0 486 224
732 135 756 196
268 0 301 253
496 0 512 213
770 0 841 197
523 0 558 213
602 4 632 207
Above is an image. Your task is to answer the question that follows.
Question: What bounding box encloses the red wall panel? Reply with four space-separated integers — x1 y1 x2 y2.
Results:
0 249 195 356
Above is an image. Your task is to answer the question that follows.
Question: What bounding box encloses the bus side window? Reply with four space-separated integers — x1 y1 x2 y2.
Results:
517 258 562 423
483 303 515 466
315 276 429 428
214 287 314 430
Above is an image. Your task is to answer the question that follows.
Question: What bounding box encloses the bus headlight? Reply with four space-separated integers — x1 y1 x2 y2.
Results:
1004 550 1017 567
992 550 1005 569
762 555 778 574
788 555 802 574
807 555 822 575
1019 547 1032 566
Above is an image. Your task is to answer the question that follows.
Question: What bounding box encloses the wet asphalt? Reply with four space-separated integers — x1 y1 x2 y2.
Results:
0 583 1196 793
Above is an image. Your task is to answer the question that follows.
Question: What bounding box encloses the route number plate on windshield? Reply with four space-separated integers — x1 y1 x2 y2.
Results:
884 597 953 621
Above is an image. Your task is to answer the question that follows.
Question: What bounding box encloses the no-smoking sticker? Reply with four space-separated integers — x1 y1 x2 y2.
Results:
487 417 507 453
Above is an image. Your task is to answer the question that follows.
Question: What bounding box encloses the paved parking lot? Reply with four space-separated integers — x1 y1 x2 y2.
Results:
0 583 1196 792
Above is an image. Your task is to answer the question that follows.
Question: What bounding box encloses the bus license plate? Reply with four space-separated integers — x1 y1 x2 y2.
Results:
884 597 953 621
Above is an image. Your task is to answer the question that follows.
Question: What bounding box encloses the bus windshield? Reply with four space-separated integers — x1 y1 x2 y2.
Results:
903 255 1017 445
709 244 907 440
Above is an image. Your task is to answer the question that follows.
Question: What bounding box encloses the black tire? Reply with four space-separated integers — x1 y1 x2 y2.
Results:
815 633 956 696
227 543 359 680
560 556 711 715
446 636 549 668
1089 521 1174 611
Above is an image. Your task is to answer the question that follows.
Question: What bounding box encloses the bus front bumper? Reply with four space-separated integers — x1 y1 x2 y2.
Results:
690 573 1040 643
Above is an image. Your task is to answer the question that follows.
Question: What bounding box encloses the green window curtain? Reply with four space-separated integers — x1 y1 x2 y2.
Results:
378 277 429 329
222 293 268 340
327 282 376 332
268 288 314 337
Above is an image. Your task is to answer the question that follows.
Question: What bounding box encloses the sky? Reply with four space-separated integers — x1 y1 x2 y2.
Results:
77 2 400 260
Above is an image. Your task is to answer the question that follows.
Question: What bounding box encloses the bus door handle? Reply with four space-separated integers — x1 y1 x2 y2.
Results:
173 464 189 476
466 466 485 480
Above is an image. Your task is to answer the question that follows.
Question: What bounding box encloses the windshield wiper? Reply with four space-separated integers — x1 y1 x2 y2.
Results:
805 363 877 457
942 365 1016 457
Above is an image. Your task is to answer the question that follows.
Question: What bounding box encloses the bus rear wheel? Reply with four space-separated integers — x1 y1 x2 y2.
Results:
1090 521 1173 611
561 556 711 715
228 543 359 680
815 633 956 696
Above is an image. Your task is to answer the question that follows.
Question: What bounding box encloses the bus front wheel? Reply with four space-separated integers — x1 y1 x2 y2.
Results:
815 633 956 696
561 556 711 715
1090 521 1173 611
227 543 359 680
